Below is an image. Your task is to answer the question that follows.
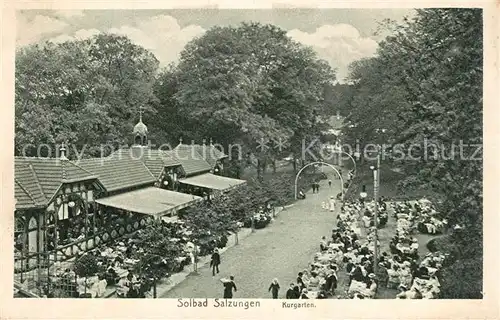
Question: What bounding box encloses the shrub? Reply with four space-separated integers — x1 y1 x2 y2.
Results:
73 254 98 278
439 256 483 299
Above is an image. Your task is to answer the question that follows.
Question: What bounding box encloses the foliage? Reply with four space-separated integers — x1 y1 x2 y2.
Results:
428 226 483 299
133 220 187 278
182 201 237 256
344 9 483 224
342 9 483 298
74 254 98 277
439 257 482 299
155 22 336 178
15 34 159 157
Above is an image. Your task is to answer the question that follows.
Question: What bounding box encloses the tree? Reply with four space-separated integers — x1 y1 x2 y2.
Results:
155 22 336 179
378 9 483 227
73 253 99 295
344 9 483 298
134 220 186 278
15 34 159 157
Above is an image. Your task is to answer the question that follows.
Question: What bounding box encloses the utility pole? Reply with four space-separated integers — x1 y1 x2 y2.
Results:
373 145 381 276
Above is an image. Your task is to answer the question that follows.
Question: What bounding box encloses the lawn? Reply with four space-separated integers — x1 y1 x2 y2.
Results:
345 163 435 201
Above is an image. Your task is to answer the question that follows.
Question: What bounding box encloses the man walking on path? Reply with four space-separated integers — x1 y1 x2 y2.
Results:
221 276 237 298
210 248 221 276
286 283 299 299
328 180 332 187
268 278 280 299
311 182 316 193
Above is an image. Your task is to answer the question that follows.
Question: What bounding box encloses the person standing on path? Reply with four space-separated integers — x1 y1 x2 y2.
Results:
329 196 336 212
286 283 298 299
328 180 332 187
221 276 237 298
316 182 320 192
268 278 280 299
210 248 221 276
311 182 316 193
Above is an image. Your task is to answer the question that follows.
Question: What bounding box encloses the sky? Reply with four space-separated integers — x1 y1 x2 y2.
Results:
16 9 414 81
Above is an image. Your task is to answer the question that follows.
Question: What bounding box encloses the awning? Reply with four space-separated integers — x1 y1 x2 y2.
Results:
95 187 203 218
179 173 246 191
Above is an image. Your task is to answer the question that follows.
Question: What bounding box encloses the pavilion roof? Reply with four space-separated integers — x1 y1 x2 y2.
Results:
14 157 97 210
191 144 227 167
173 144 213 176
77 157 156 192
109 148 181 179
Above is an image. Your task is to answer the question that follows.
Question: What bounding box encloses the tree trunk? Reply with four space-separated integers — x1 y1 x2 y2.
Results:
272 159 277 173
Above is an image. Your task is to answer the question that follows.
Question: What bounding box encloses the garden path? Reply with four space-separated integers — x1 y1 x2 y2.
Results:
161 176 343 298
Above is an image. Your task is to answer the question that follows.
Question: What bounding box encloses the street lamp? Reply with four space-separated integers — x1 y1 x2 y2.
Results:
370 146 382 277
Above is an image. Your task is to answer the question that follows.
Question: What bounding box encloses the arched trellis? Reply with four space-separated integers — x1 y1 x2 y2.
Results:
294 161 344 200
333 150 357 177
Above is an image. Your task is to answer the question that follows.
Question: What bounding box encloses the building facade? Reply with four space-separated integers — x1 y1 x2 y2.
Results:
14 115 241 275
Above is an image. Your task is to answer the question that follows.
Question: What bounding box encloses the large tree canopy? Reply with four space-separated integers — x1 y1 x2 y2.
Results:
15 34 159 157
153 22 336 177
349 9 482 225
342 9 483 298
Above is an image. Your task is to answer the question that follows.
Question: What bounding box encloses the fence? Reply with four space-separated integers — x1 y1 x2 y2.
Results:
14 251 79 298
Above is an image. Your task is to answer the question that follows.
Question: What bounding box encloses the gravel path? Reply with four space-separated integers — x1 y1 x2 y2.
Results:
161 178 342 298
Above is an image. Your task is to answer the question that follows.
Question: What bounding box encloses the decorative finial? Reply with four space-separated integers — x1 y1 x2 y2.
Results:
209 138 213 146
139 106 144 122
202 139 206 145
179 137 183 145
336 111 340 120
60 142 68 161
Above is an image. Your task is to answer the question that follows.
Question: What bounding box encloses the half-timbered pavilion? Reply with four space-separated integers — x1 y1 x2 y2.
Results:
13 114 244 271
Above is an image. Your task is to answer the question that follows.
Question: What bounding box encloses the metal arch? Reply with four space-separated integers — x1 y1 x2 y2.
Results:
294 161 344 200
334 151 357 176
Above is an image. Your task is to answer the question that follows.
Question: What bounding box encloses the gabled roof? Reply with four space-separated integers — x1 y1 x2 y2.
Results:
15 179 41 209
192 144 227 167
173 144 212 176
14 157 97 210
76 156 156 192
109 148 181 179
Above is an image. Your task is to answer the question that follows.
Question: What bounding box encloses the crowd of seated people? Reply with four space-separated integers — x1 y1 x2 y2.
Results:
289 200 385 299
415 199 448 234
361 199 388 229
384 199 448 299
289 194 449 300
393 198 448 235
346 221 382 299
393 251 446 299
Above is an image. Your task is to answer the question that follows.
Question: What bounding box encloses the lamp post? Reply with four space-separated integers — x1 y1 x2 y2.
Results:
370 146 382 276
370 127 387 276
192 244 199 274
